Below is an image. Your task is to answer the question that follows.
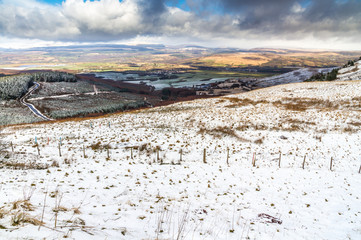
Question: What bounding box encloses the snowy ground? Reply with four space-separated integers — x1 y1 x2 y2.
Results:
252 68 333 88
337 60 361 81
1 80 361 239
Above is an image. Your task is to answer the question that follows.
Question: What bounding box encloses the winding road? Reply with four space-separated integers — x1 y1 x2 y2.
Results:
20 82 53 121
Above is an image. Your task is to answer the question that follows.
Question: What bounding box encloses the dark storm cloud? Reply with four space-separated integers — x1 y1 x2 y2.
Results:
216 0 361 38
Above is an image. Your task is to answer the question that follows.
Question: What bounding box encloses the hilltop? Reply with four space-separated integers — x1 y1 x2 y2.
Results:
1 79 361 239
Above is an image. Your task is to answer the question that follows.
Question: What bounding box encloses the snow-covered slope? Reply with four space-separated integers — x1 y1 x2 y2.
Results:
250 68 333 88
337 60 361 81
1 81 361 239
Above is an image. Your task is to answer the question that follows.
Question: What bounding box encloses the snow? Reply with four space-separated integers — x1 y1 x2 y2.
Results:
251 68 333 88
1 80 361 239
337 60 361 81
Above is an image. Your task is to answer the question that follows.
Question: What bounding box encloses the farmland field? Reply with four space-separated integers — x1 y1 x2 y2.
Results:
94 70 272 90
1 45 360 73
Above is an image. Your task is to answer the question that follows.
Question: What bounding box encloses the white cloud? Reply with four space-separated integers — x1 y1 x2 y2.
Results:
62 0 143 36
0 0 360 50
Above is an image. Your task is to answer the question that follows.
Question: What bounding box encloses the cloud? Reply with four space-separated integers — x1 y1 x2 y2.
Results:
0 0 79 40
0 0 360 49
216 0 361 40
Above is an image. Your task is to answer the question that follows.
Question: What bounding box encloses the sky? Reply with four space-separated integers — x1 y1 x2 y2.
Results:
0 0 361 50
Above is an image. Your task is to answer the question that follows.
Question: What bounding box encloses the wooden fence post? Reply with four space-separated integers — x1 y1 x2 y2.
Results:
107 145 110 159
203 148 207 164
83 145 86 158
359 165 361 174
37 144 40 156
302 155 306 169
10 141 14 153
252 152 256 167
227 148 229 166
131 147 134 159
179 149 183 163
330 157 333 171
58 144 61 157
278 152 281 168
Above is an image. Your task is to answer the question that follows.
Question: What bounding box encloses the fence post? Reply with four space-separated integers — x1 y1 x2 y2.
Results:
227 148 229 166
252 152 256 167
58 144 61 157
302 155 306 169
131 147 134 159
107 145 110 159
83 145 86 158
330 157 333 171
10 141 14 153
37 144 40 156
278 152 281 168
203 148 207 164
179 149 183 163
156 148 158 162
359 165 361 174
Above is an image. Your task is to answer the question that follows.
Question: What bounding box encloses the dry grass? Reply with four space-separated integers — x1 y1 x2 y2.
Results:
198 127 249 141
0 160 49 170
224 97 269 108
223 96 360 112
273 98 341 112
11 211 43 226
284 119 316 126
236 124 268 131
0 198 43 227
12 200 35 212
254 137 264 145
89 142 111 151
349 122 361 127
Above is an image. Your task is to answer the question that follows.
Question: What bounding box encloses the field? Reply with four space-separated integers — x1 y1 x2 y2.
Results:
1 46 360 73
94 70 273 90
1 80 361 239
193 51 361 69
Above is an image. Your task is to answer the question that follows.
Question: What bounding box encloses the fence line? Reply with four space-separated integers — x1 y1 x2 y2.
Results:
1 140 361 173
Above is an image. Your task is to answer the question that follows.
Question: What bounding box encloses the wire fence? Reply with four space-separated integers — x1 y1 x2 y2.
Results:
1 137 361 174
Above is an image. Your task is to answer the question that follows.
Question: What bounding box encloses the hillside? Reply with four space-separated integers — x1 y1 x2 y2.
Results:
1 81 361 239
337 60 361 81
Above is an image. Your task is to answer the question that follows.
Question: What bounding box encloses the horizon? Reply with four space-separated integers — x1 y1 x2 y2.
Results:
1 42 361 53
0 0 361 51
